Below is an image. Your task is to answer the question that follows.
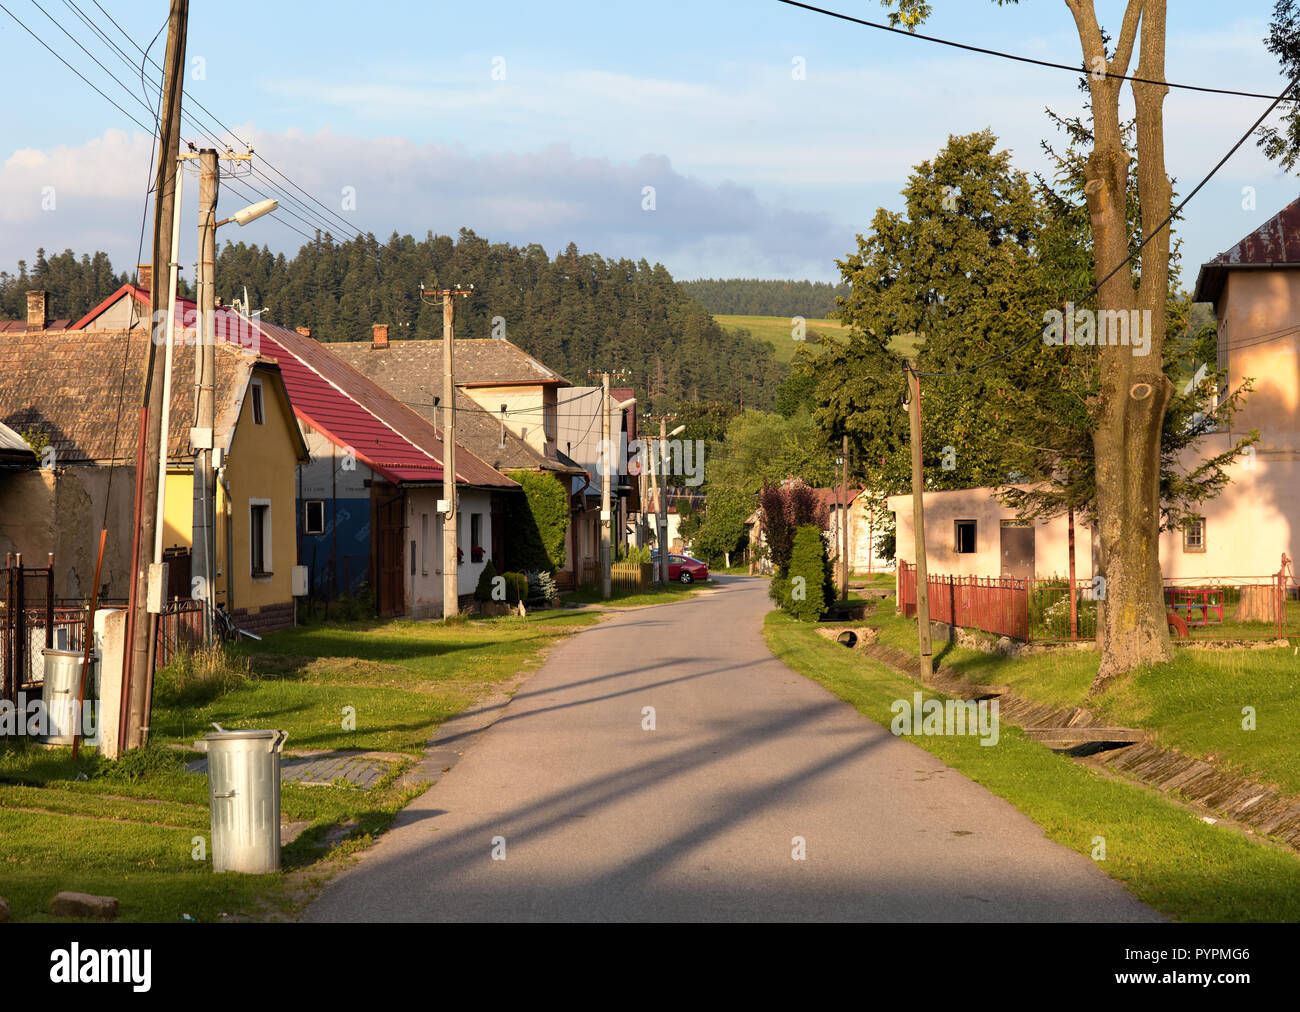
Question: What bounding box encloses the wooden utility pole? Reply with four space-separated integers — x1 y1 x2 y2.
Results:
420 285 473 618
192 148 219 643
906 363 932 678
600 372 612 600
839 434 849 601
124 0 188 753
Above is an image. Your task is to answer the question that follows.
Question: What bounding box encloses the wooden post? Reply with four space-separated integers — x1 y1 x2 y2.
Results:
1068 507 1078 640
840 434 849 601
126 0 188 752
907 364 932 678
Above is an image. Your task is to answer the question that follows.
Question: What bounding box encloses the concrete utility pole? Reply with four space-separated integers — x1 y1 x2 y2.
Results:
124 0 188 754
658 417 669 585
192 148 219 642
420 284 473 618
600 372 612 600
840 434 849 602
906 362 933 678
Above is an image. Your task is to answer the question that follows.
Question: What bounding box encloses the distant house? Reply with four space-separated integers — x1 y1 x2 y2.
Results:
331 332 625 589
1 294 308 631
72 286 517 618
557 385 640 586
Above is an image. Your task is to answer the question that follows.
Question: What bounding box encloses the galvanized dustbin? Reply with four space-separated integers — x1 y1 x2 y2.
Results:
41 649 87 746
195 727 288 873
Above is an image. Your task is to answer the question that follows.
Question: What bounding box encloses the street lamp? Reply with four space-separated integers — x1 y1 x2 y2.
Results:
216 198 278 228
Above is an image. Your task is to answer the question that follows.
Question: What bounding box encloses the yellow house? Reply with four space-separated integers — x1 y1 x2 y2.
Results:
0 286 309 632
159 357 307 631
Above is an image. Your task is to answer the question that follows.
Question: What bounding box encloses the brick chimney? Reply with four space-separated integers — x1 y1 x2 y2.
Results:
25 290 47 331
296 326 312 339
372 323 389 349
137 263 152 290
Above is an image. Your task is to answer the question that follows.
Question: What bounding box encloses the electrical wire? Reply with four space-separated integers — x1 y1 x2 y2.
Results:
777 0 1293 101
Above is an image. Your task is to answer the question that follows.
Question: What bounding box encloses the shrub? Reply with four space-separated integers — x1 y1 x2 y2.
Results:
501 571 529 605
783 524 829 622
527 570 558 603
475 559 499 602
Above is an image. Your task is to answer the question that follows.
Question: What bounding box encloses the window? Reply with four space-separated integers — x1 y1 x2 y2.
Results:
955 520 977 554
1183 517 1207 553
303 499 325 536
420 513 429 575
471 513 482 551
250 500 271 577
250 379 265 425
410 540 417 575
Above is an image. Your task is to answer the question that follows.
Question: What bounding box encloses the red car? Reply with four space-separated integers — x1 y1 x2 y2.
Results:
654 552 708 584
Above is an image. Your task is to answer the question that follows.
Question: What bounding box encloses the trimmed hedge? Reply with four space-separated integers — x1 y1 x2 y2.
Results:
505 470 569 573
474 559 499 602
783 524 831 622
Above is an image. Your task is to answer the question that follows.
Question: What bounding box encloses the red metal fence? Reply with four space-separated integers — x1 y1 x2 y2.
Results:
898 557 1297 644
898 563 1029 639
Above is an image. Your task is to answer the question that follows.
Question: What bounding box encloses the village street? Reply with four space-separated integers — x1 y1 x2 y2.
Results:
304 577 1160 922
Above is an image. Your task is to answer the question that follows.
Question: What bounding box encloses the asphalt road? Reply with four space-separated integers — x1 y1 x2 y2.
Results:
304 576 1160 922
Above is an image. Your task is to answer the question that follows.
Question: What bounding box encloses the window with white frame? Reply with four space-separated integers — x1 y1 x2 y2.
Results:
1183 516 1206 553
303 499 325 536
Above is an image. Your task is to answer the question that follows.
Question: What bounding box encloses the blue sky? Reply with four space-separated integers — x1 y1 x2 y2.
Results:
1 0 1296 286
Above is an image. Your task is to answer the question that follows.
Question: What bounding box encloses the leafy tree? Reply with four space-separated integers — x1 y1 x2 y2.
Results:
680 485 752 565
759 478 828 573
878 0 1186 688
706 409 837 495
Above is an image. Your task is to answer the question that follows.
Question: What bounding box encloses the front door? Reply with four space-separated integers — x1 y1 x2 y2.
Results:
1000 521 1035 580
376 493 406 617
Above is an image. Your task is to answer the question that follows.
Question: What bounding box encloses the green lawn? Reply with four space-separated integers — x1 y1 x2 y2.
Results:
714 314 922 365
765 610 1300 921
872 609 1300 796
0 610 599 922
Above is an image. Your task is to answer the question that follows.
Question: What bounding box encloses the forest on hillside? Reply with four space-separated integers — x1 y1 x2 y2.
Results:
212 229 787 410
0 233 787 411
677 278 850 318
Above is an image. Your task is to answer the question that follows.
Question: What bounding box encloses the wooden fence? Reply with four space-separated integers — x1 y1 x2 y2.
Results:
611 561 653 593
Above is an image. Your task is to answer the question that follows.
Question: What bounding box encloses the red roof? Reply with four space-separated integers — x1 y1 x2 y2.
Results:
1194 195 1300 305
72 285 515 489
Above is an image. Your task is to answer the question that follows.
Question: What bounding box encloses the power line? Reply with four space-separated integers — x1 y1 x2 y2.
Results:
0 1 155 132
777 0 1292 101
911 68 1300 378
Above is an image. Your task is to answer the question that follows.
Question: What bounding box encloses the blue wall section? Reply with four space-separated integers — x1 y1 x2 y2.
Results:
297 496 370 599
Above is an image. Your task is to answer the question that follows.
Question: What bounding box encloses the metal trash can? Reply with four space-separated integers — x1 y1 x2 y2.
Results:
194 727 288 873
40 649 87 745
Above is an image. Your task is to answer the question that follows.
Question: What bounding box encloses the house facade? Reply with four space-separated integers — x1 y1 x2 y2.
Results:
1 293 307 631
72 286 517 618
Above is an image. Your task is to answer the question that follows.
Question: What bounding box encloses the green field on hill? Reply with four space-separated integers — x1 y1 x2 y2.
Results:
714 314 922 364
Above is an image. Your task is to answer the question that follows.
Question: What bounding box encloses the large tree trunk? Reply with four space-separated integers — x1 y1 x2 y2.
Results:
1068 0 1176 692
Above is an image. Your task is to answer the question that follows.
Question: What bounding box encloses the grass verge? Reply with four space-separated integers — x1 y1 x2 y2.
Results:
0 610 599 922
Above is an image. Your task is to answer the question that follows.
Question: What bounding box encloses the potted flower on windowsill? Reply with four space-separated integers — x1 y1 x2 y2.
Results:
456 547 464 564
471 545 485 563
